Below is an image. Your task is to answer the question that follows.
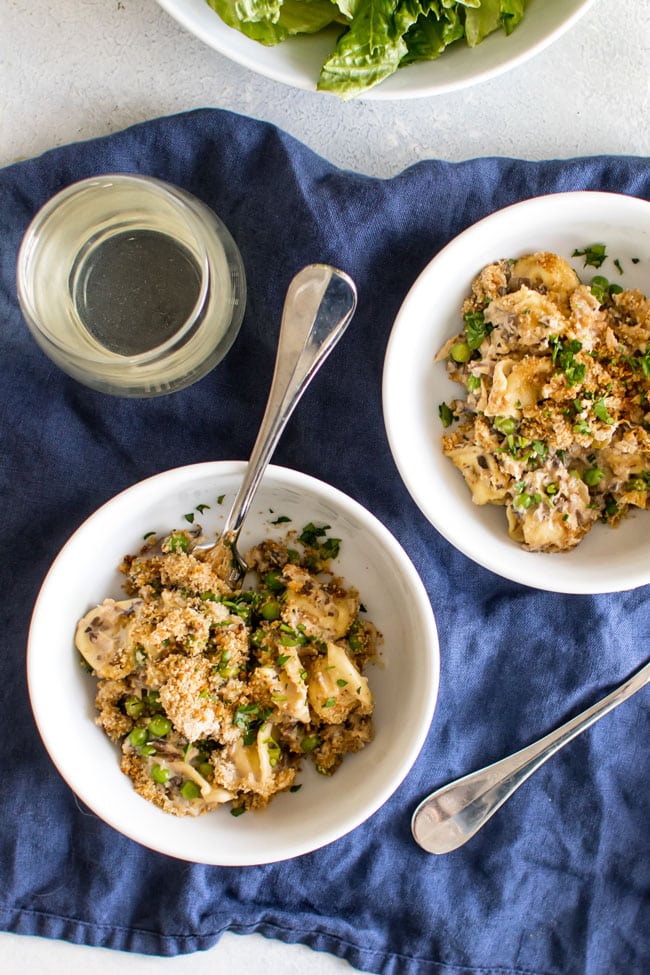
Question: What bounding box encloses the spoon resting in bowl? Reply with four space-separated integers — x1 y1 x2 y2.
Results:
411 656 650 854
197 263 357 584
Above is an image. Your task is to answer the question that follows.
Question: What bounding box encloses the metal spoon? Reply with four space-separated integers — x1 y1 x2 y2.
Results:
411 657 650 854
198 264 357 583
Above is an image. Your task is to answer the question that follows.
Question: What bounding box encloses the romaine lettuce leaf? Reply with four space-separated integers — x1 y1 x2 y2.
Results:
207 0 343 45
465 0 524 45
500 0 525 35
317 0 410 99
206 0 529 95
401 2 465 66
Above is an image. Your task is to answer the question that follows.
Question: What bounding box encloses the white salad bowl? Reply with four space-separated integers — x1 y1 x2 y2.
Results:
156 0 597 100
28 462 439 865
383 191 650 594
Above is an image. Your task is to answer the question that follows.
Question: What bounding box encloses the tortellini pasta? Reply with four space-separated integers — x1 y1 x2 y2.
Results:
437 251 650 552
76 524 378 816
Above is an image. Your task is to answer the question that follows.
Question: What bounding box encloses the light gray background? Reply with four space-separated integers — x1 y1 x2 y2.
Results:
2 0 649 972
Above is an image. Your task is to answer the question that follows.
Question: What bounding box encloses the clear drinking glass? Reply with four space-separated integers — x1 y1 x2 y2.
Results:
16 174 247 396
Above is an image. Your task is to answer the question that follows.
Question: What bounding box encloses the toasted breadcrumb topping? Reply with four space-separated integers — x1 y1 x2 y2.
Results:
75 525 379 817
437 251 650 552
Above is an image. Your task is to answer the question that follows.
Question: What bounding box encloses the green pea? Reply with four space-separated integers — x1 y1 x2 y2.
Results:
151 764 170 784
450 341 471 363
494 416 517 435
181 780 201 800
261 601 282 621
198 762 213 779
300 735 320 753
124 696 145 719
514 492 534 510
148 716 172 737
128 727 148 747
583 467 605 487
264 570 285 592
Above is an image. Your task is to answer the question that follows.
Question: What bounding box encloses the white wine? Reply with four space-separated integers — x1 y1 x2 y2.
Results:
17 175 246 397
72 229 203 356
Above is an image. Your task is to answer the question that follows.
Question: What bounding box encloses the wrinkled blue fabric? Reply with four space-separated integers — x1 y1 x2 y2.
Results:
1 108 650 975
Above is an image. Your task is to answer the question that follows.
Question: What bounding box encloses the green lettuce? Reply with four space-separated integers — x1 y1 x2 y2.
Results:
205 0 529 97
206 0 344 45
465 0 525 46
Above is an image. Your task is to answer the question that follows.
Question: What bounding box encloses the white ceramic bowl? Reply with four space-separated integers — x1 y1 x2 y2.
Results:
156 0 596 100
383 191 650 594
28 462 439 864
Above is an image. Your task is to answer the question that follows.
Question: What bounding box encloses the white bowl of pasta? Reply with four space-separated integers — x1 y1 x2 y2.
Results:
383 191 650 594
27 462 439 864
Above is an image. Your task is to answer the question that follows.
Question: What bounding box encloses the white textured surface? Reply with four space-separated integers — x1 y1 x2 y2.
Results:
0 930 363 974
2 0 650 176
2 1 649 973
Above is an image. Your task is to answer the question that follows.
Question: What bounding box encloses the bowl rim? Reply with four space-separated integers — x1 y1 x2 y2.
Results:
382 190 650 594
27 461 440 864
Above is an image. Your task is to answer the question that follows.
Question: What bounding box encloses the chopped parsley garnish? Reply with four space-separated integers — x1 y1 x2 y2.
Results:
166 531 189 553
593 397 614 424
271 515 291 525
463 310 494 351
233 703 272 745
199 590 220 602
299 522 329 547
299 523 341 563
549 335 586 387
602 495 619 521
514 486 542 509
279 624 308 647
625 348 650 377
439 402 454 428
573 419 592 436
572 243 607 268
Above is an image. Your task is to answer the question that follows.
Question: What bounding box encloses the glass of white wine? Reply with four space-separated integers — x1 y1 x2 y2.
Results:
17 174 246 396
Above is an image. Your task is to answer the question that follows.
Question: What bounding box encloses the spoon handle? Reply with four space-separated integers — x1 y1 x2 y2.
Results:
411 658 650 855
221 264 357 540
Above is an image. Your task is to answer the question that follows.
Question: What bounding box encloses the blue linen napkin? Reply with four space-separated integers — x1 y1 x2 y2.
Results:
1 107 650 975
